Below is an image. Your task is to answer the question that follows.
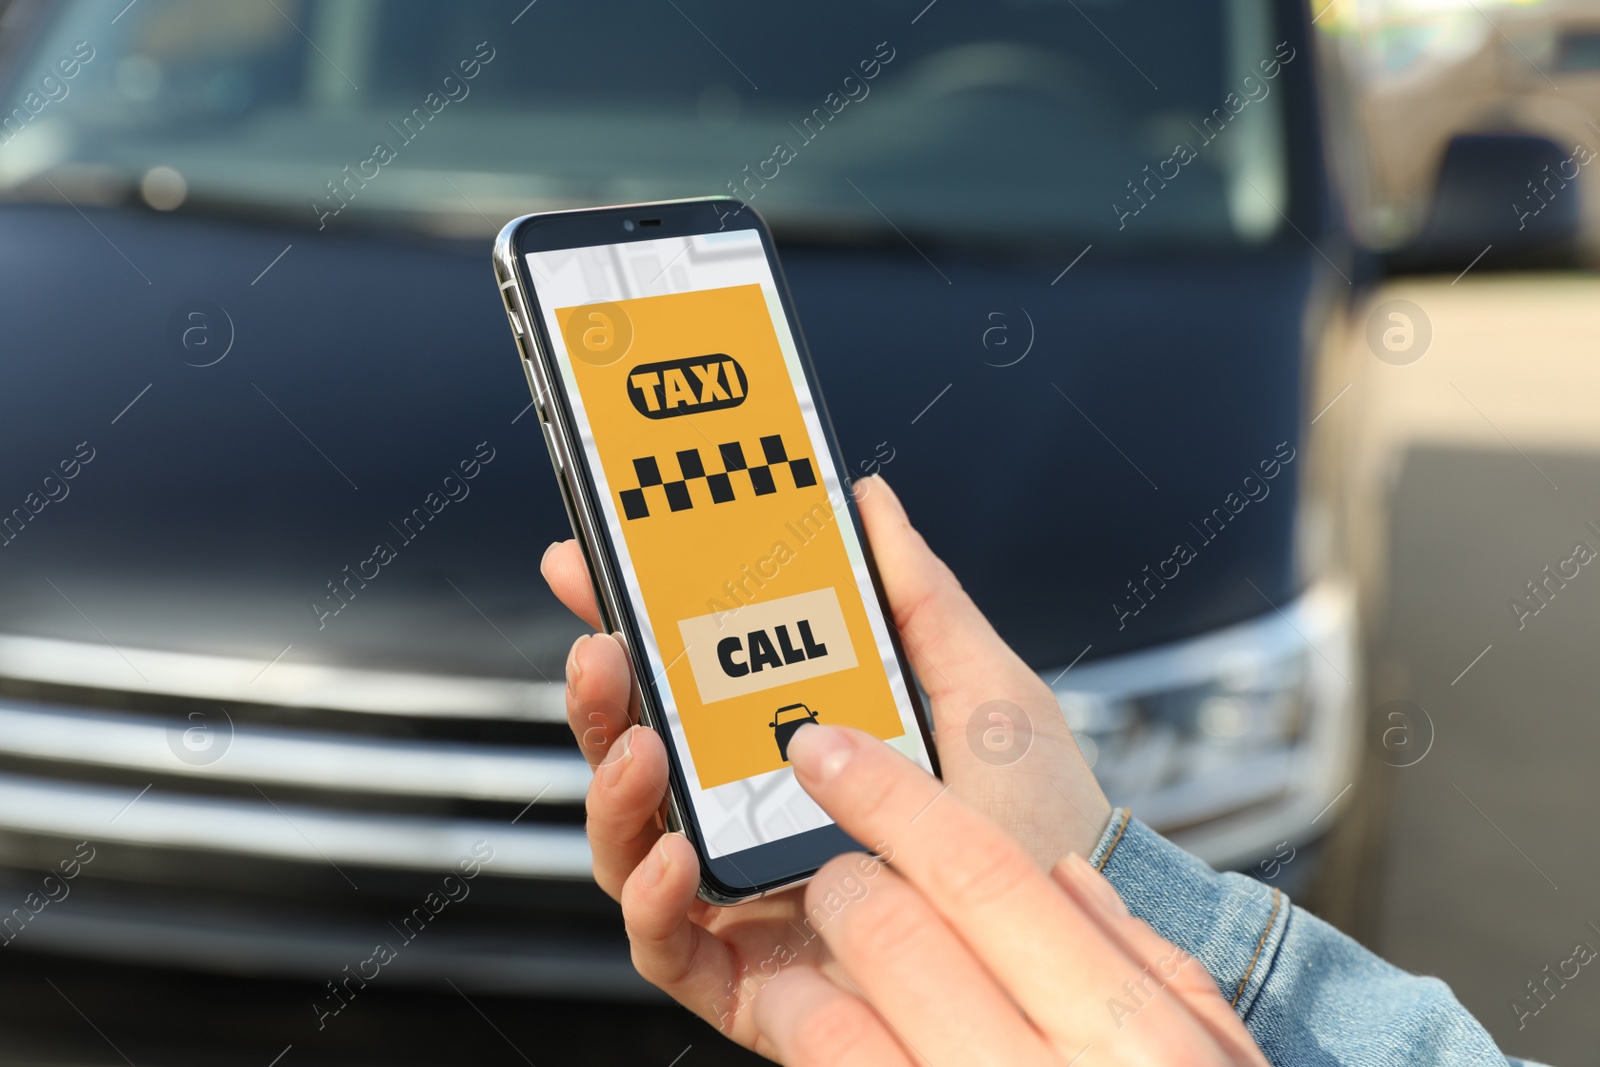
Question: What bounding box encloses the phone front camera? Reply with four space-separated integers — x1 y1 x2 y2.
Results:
623 219 636 232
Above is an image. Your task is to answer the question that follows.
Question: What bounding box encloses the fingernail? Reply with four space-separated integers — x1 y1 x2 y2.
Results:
566 633 589 688
600 726 634 787
639 833 674 890
787 724 853 783
1064 852 1129 920
541 541 561 571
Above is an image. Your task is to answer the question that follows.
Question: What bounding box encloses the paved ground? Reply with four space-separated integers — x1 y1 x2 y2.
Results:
1374 447 1600 1065
1341 273 1600 1066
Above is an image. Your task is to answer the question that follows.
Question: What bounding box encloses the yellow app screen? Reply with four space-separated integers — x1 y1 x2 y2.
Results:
528 230 931 858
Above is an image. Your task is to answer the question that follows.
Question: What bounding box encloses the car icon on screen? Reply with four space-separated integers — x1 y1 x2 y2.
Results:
770 703 819 761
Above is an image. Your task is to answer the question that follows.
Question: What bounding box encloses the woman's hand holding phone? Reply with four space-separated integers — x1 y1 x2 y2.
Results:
541 475 1116 1054
755 722 1269 1066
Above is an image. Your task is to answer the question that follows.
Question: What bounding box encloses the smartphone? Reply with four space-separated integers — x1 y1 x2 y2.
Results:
492 197 939 904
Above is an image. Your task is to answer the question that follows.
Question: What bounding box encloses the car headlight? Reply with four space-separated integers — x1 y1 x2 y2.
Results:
1042 578 1358 868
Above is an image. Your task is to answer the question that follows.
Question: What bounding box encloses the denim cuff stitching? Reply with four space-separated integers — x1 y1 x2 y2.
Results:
1230 886 1282 1007
1089 807 1131 870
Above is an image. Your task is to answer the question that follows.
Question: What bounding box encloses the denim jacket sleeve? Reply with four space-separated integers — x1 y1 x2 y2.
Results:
1087 809 1548 1067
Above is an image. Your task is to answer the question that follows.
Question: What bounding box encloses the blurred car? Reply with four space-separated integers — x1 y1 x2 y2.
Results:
1322 0 1600 262
0 0 1358 995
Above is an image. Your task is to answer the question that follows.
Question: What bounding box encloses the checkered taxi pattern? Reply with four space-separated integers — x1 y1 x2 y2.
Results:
619 434 817 520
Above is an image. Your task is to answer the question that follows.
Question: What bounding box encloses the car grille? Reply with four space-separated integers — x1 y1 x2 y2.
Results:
0 632 650 998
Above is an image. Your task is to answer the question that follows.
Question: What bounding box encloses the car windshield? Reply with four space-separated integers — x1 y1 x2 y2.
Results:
0 0 1289 246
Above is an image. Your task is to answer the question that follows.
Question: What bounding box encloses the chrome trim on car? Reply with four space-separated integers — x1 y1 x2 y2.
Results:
0 772 594 878
0 699 590 803
1048 582 1346 697
0 631 566 720
1044 578 1361 872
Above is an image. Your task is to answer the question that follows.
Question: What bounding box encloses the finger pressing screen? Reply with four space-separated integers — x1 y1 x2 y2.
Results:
800 851 1055 1066
785 724 1219 1053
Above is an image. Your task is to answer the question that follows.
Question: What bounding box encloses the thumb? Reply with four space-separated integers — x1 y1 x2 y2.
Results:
853 475 1111 861
853 475 1055 726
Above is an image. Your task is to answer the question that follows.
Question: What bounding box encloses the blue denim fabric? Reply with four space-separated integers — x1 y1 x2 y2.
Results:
1088 809 1550 1067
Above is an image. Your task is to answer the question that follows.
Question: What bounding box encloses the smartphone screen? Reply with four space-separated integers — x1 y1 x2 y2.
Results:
520 219 934 891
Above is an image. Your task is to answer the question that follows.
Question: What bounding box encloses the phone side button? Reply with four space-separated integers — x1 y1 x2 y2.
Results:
541 419 564 473
520 359 547 420
500 280 528 338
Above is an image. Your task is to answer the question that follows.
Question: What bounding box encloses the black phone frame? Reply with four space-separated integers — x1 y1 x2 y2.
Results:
504 196 939 902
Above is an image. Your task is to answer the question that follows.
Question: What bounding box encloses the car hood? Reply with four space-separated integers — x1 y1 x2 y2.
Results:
0 205 1312 684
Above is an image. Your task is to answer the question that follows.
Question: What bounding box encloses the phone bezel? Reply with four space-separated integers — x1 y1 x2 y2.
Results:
493 197 938 904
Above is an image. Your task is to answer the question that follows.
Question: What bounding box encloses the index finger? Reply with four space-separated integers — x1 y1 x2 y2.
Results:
785 724 1218 1051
